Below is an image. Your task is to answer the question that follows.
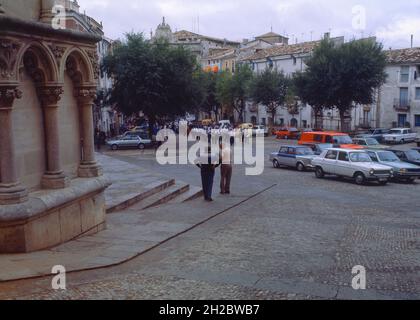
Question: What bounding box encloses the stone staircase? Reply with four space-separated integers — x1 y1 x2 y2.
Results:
96 153 203 215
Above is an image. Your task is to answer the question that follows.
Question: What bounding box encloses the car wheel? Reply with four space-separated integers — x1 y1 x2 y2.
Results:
315 167 324 178
401 139 405 144
138 143 145 150
354 172 365 185
296 163 305 172
111 144 118 151
273 160 280 169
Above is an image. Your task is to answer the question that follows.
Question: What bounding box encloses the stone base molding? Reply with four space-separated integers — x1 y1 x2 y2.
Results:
78 164 103 178
0 176 110 253
0 183 28 205
41 172 70 190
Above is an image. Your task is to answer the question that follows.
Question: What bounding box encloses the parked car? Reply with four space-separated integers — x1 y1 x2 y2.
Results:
312 148 392 185
304 143 334 155
275 128 300 140
387 149 420 166
218 120 231 127
107 135 153 150
383 128 417 144
352 137 388 150
253 125 269 137
121 130 151 140
366 150 420 183
238 123 254 130
355 128 390 143
299 132 363 149
270 145 317 171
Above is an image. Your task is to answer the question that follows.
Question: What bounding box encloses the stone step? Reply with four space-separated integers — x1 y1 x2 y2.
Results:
168 185 204 204
106 179 175 214
123 182 191 212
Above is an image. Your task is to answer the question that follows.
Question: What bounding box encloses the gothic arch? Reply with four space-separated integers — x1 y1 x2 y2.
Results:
16 41 59 84
60 47 96 85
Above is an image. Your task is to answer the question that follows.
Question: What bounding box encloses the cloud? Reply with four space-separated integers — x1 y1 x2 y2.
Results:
76 0 420 49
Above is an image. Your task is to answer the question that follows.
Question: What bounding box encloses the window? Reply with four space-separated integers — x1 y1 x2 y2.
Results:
338 152 349 162
416 88 420 100
314 135 323 142
288 148 296 155
415 115 420 127
325 150 338 160
400 66 409 83
368 152 379 162
357 140 367 146
279 147 288 154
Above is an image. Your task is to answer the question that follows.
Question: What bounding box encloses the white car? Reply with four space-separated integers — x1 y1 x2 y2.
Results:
253 125 269 137
383 128 417 144
312 148 392 185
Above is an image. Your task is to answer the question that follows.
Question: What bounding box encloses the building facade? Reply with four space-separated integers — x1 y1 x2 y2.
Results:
378 48 420 132
241 35 390 131
0 0 109 253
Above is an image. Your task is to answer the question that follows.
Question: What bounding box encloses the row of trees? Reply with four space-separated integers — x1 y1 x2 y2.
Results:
102 33 387 132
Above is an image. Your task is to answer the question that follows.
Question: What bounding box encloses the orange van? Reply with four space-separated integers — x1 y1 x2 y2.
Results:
298 132 363 149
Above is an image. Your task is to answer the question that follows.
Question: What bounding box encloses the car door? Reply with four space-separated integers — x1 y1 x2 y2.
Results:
322 150 339 174
128 136 141 148
276 147 289 166
336 151 352 177
286 147 298 167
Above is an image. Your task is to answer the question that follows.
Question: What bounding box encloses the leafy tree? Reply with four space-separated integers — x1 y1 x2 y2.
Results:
215 65 254 123
250 69 289 127
195 70 221 120
294 38 387 131
215 71 235 120
102 33 201 133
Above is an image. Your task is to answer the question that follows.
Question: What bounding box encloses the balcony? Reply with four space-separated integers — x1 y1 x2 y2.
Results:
393 98 411 112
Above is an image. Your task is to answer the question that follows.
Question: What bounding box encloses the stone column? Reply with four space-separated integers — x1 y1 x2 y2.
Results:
38 86 69 189
0 85 28 204
75 87 102 178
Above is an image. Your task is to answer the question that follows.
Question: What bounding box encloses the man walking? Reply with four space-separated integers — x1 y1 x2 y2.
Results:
220 144 233 194
196 147 220 202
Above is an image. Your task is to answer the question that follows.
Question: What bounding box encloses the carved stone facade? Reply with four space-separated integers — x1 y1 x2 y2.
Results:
0 3 110 253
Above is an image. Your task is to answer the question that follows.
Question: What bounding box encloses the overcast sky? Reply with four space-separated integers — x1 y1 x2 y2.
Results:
77 0 420 49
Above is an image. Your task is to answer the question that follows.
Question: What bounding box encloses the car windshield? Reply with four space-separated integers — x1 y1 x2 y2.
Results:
407 150 420 160
349 152 372 163
333 135 353 144
296 147 315 155
389 130 402 134
366 138 379 145
378 152 400 162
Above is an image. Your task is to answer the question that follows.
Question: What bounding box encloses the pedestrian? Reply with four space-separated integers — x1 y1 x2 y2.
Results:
219 143 233 195
196 147 220 202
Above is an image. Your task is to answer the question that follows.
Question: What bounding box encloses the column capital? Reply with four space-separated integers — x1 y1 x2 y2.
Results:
0 86 23 109
74 86 97 104
37 85 64 106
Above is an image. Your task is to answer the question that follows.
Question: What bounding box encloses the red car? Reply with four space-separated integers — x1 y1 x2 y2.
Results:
275 128 300 140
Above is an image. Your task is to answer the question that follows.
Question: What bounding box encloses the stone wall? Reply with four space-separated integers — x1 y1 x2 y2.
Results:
13 70 46 191
1 0 41 21
59 72 81 179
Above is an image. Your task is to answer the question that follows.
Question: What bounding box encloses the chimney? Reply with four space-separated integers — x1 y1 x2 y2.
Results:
324 32 330 40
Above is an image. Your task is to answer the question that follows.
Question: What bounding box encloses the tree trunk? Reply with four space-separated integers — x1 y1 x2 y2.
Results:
313 107 323 130
339 108 350 133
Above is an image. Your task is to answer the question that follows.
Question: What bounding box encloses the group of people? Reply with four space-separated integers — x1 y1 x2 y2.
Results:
196 144 233 202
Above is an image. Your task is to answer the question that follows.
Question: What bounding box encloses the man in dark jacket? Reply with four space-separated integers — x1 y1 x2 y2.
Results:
196 147 220 202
